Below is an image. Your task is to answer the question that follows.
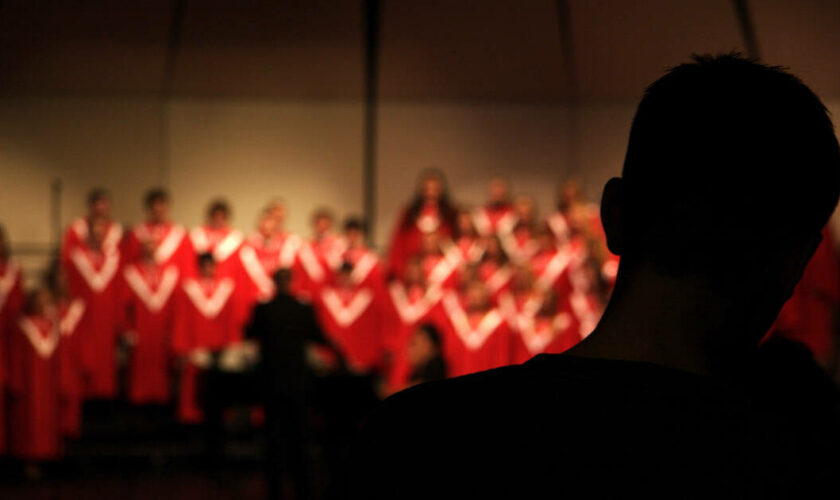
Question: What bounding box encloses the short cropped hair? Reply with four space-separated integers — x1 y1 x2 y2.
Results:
207 198 231 218
344 216 367 234
621 54 840 271
87 188 110 207
144 188 169 208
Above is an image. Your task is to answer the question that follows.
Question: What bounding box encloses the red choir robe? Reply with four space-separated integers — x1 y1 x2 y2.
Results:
567 289 600 341
454 236 485 266
500 224 538 265
387 204 453 278
438 292 511 377
65 242 122 399
473 204 516 237
239 231 301 310
173 275 239 423
382 281 444 390
531 245 575 298
546 205 604 244
422 245 462 290
0 258 25 451
189 225 244 278
8 315 62 460
498 291 580 364
122 262 179 405
61 217 123 267
314 284 382 373
477 260 514 304
293 234 345 300
57 298 85 438
124 221 195 275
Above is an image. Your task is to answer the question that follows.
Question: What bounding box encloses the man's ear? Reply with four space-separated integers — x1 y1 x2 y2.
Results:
601 177 626 256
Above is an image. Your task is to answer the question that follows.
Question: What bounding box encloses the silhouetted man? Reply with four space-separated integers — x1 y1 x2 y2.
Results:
246 268 338 500
342 55 840 498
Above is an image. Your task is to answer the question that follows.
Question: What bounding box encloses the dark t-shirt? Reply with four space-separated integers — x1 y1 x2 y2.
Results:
341 342 840 499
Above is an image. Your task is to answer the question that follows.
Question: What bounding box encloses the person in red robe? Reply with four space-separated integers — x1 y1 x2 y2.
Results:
418 231 462 290
7 287 63 468
189 198 244 279
123 188 195 277
173 253 241 423
339 217 384 291
453 208 485 265
382 258 444 394
293 208 345 301
473 177 516 237
239 205 301 310
64 213 122 399
61 188 123 271
386 169 457 279
0 225 25 453
313 261 382 374
438 279 511 377
499 195 540 265
477 235 513 303
122 240 179 405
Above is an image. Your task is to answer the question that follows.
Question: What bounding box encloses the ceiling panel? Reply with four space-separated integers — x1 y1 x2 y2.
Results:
379 0 568 101
0 0 172 94
751 0 840 99
569 0 745 100
171 0 363 99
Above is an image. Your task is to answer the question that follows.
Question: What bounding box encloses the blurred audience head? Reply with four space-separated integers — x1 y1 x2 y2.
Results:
206 198 231 227
87 188 111 217
144 188 170 223
407 324 442 368
197 252 216 277
487 177 511 205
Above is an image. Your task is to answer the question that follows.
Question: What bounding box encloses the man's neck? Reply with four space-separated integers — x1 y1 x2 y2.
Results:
567 265 765 376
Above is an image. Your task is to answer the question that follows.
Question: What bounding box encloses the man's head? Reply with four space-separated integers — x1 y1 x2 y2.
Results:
257 208 279 238
206 199 231 228
343 217 367 247
144 188 169 223
197 252 216 278
87 188 111 218
487 177 510 205
603 54 840 331
312 208 334 237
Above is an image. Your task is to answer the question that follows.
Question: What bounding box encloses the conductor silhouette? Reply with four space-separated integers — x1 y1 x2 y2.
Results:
341 54 840 499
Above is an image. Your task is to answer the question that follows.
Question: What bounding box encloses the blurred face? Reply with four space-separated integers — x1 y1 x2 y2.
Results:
210 209 228 228
407 329 436 367
464 281 488 311
421 232 440 255
258 214 278 237
269 203 286 227
559 181 581 207
488 179 509 204
485 236 502 258
512 266 534 292
90 198 110 218
420 176 443 202
314 215 332 236
199 260 216 278
345 228 364 247
148 199 168 223
515 197 534 221
456 211 474 235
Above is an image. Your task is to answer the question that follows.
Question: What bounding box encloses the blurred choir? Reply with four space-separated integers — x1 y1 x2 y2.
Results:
0 168 837 466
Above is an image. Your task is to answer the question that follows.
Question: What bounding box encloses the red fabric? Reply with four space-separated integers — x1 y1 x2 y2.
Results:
239 232 301 310
173 276 240 353
473 205 516 236
387 205 452 278
122 262 179 404
772 227 840 363
477 260 513 304
61 218 123 269
124 222 195 276
189 225 244 279
421 251 461 290
8 316 62 460
437 292 511 377
381 282 444 391
454 236 485 265
64 242 123 399
499 290 581 364
57 298 85 437
0 259 25 388
313 285 382 373
291 234 345 301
